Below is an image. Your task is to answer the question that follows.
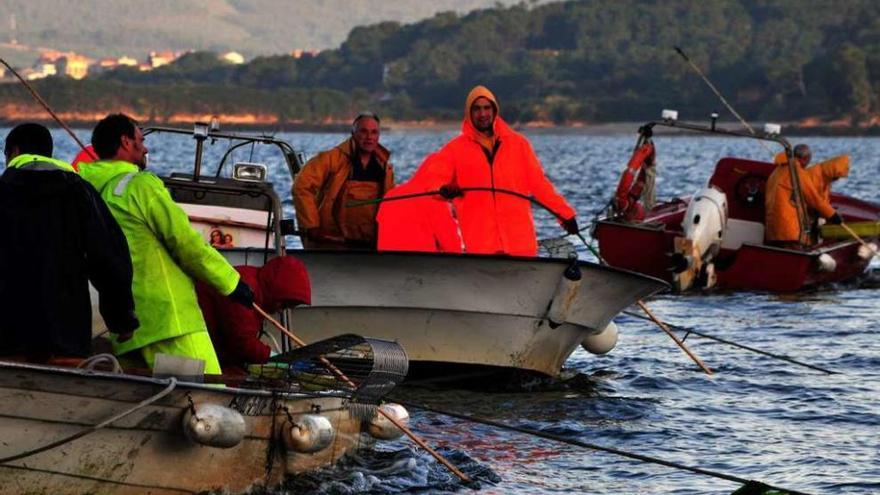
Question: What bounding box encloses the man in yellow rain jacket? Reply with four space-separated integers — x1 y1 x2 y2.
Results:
293 112 394 249
765 144 844 248
79 114 254 375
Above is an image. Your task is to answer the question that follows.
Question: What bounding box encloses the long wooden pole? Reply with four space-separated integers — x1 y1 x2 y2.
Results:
253 303 472 483
575 233 713 375
0 58 96 159
841 222 880 258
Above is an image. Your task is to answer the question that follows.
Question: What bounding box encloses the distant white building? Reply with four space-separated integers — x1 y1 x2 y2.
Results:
220 51 245 64
149 50 180 68
117 56 138 67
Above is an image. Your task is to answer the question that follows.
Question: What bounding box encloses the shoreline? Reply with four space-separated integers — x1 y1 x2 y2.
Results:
2 117 880 137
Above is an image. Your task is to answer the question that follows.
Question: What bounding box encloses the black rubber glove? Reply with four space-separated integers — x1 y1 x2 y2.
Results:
228 280 255 307
562 216 579 235
438 184 463 200
827 213 843 225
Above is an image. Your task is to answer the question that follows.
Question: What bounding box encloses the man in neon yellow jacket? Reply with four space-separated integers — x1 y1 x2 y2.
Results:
79 114 254 375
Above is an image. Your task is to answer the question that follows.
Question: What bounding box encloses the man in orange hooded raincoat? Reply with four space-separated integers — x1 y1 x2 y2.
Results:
408 85 578 256
765 144 845 247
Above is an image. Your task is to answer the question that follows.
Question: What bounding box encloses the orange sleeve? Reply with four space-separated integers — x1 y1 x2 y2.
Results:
408 148 458 192
798 167 836 219
292 152 331 229
522 138 576 221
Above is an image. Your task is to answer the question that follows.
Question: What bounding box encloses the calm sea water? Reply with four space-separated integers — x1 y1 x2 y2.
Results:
13 127 880 494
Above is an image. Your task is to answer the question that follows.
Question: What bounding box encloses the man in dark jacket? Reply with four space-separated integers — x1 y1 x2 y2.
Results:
0 123 139 361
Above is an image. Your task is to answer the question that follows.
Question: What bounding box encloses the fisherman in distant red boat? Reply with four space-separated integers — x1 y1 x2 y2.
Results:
407 85 578 256
765 144 845 248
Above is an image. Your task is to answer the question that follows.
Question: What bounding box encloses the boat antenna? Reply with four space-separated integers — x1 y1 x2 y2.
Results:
252 303 473 484
674 46 811 245
0 58 96 160
395 398 816 495
673 47 774 156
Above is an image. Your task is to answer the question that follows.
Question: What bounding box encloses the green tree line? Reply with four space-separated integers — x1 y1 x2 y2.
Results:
4 0 880 125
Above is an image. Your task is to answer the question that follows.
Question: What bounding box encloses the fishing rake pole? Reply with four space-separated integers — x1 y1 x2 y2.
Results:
0 58 96 160
574 232 713 375
252 303 472 483
621 311 838 375
392 398 816 495
841 223 880 258
348 186 566 220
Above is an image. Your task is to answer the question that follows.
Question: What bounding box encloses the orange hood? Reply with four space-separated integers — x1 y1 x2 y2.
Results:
462 85 501 150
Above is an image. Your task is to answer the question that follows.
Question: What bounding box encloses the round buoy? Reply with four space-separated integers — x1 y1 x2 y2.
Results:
368 403 409 440
284 414 335 453
182 403 247 448
581 321 619 355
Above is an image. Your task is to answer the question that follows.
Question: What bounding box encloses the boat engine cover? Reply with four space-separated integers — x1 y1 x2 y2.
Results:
681 186 728 258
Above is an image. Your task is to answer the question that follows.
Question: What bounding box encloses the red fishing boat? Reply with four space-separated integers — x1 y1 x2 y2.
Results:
594 113 880 293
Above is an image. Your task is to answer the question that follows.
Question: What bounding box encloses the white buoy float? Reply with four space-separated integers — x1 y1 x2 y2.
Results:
182 403 247 448
283 414 335 453
368 403 409 440
581 321 619 355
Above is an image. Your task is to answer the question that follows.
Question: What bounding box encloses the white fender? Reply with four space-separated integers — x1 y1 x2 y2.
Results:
581 321 619 355
182 403 247 448
284 414 335 453
368 403 409 440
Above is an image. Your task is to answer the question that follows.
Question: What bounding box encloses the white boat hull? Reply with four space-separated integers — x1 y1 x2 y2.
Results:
230 251 668 379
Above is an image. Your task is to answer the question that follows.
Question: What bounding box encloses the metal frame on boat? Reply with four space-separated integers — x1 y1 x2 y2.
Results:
594 115 880 292
97 122 669 383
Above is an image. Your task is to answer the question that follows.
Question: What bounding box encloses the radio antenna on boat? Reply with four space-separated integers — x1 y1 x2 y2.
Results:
0 58 96 160
673 47 775 157
674 46 815 244
252 303 473 483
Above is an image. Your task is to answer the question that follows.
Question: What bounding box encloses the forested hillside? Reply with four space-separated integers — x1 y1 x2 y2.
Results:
3 0 880 126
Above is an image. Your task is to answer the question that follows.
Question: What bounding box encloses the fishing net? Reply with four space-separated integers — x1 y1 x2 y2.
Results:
246 334 409 418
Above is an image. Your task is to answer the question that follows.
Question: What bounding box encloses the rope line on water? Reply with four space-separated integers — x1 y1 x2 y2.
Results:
621 310 838 375
394 398 816 495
